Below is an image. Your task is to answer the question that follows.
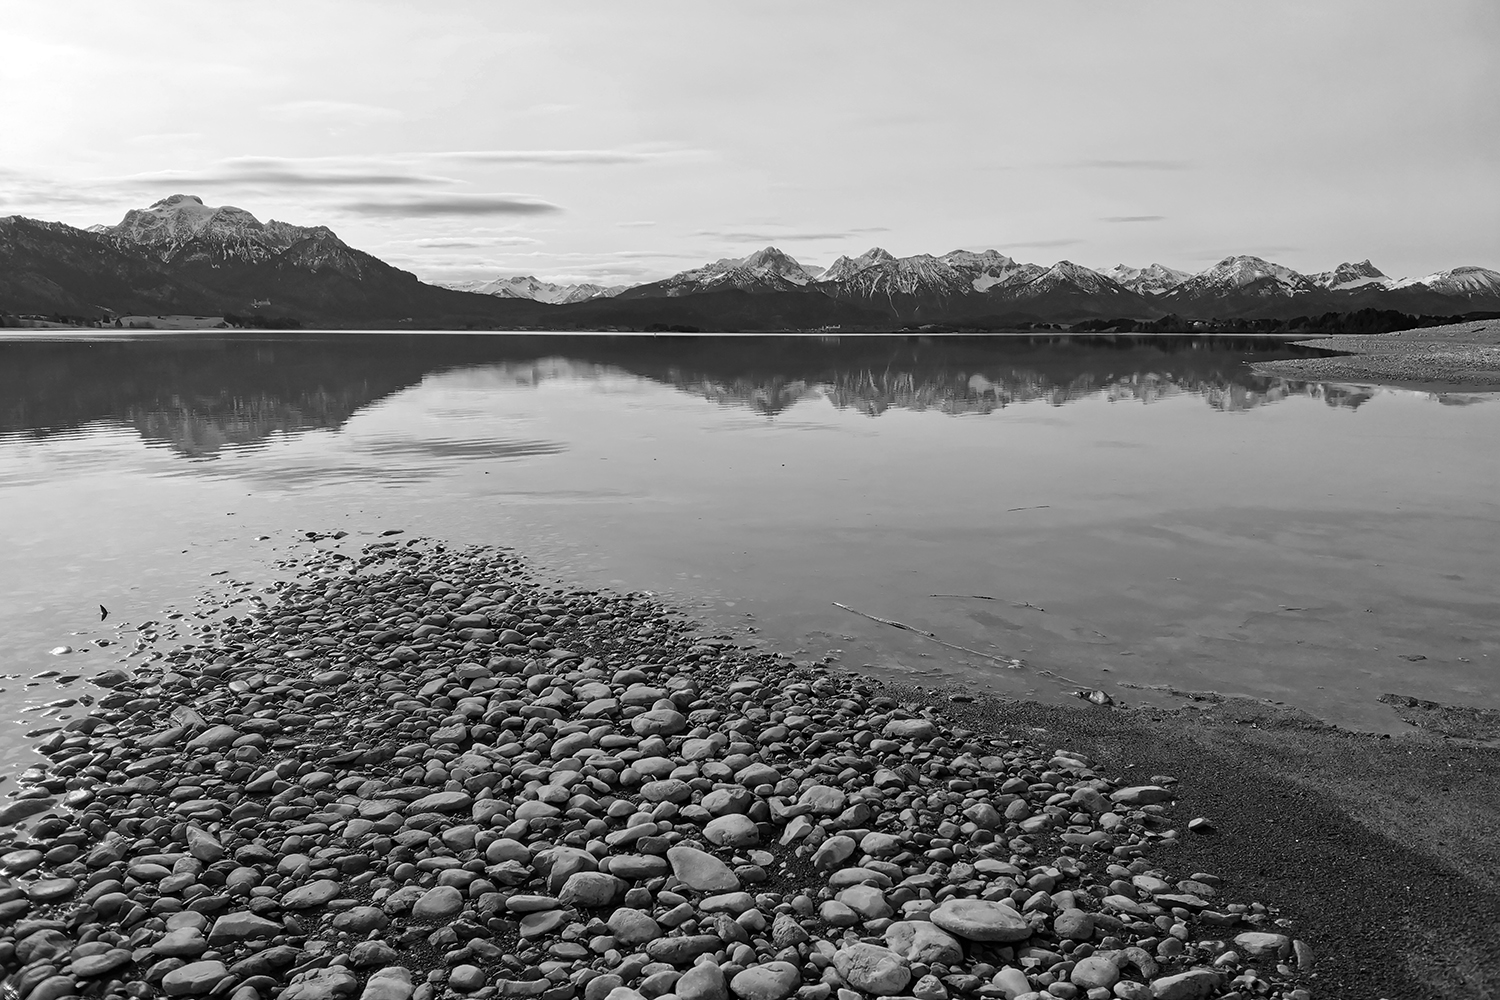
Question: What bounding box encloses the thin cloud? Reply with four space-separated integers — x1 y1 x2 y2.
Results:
995 238 1084 249
617 220 657 228
1075 159 1193 171
1102 215 1166 223
123 157 454 188
697 227 891 242
411 236 542 248
264 100 403 124
435 150 679 165
341 194 563 217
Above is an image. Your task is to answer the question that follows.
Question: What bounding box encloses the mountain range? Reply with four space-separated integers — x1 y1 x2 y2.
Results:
3 194 1498 330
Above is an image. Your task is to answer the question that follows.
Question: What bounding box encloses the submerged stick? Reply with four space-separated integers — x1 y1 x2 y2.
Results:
831 602 935 636
833 600 1093 689
833 601 1025 669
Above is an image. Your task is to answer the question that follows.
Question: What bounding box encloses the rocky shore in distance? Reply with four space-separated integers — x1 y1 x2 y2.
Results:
1250 320 1500 389
0 538 1314 1000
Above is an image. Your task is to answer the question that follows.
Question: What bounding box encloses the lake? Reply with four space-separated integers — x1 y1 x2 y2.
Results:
1 331 1496 771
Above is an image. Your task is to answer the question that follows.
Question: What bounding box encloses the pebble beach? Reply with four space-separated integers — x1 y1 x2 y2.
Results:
0 537 1320 1000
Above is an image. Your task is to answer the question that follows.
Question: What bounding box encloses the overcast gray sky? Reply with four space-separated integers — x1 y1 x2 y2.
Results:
3 1 1497 285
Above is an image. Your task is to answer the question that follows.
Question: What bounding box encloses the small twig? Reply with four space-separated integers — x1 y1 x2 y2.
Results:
833 601 1027 670
1006 505 1051 512
929 594 998 601
831 602 934 636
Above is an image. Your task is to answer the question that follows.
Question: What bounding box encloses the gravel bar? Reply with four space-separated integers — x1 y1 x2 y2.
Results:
1249 320 1500 390
0 538 1318 1000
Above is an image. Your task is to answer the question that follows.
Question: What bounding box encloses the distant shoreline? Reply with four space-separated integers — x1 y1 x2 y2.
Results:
1250 320 1500 391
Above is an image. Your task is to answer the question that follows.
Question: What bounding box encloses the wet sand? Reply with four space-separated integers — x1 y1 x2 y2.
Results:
932 693 1500 1000
1250 321 1500 391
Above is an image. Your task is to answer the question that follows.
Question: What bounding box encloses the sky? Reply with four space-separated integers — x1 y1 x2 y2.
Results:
2 1 1497 287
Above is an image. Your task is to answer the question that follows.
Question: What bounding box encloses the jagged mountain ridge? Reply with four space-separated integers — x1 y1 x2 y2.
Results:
3 195 1498 328
443 275 624 305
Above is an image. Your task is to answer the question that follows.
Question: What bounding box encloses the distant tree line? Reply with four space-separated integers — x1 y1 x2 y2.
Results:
223 313 304 329
1070 308 1500 335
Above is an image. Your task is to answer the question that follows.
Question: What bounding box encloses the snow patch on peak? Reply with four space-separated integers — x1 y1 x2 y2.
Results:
1105 262 1192 295
818 247 896 283
445 275 624 304
1309 259 1389 291
102 194 336 261
1389 265 1500 296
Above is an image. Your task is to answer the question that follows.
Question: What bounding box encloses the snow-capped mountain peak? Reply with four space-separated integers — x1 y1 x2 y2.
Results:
1105 262 1192 295
818 247 897 283
1308 259 1388 291
100 194 335 262
640 246 814 297
1388 265 1500 297
444 275 624 304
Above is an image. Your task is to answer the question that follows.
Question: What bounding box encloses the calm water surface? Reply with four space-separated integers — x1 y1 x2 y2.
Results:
1 332 1496 771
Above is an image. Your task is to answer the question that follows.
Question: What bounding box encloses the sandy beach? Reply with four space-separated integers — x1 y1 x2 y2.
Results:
1250 321 1500 391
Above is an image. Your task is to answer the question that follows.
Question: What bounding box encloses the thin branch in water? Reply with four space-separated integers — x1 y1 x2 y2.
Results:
1006 505 1051 512
929 594 998 601
831 602 935 637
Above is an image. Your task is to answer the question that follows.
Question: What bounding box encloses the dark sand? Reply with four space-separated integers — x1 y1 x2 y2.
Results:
1251 321 1500 391
925 691 1500 1000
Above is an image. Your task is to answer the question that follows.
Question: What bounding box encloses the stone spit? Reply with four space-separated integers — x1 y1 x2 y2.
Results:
0 539 1313 1000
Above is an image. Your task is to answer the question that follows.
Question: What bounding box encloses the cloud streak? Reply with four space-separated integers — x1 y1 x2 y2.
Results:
696 227 891 243
994 238 1083 249
1074 159 1193 171
435 150 680 165
341 194 563 217
410 236 542 248
123 157 454 188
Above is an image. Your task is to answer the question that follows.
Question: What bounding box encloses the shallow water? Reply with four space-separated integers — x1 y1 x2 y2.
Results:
1 331 1496 770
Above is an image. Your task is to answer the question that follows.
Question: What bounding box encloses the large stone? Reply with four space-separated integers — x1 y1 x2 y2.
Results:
730 962 802 1000
607 907 661 946
559 871 623 907
632 708 688 736
162 960 229 996
1052 908 1095 941
1070 956 1120 990
71 948 133 976
884 921 964 965
27 878 78 902
882 718 936 740
1149 971 1221 1000
407 791 473 814
1233 931 1290 958
1110 785 1175 806
667 845 741 892
930 898 1032 942
833 943 911 996
185 827 224 864
281 878 341 909
282 967 359 1000
646 934 721 965
185 725 240 751
992 967 1032 1000
209 912 283 944
838 884 893 921
677 962 728 1000
704 814 760 848
412 885 465 921
360 966 414 1000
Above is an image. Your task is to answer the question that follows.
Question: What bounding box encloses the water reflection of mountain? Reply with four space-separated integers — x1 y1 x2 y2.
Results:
0 332 1416 457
